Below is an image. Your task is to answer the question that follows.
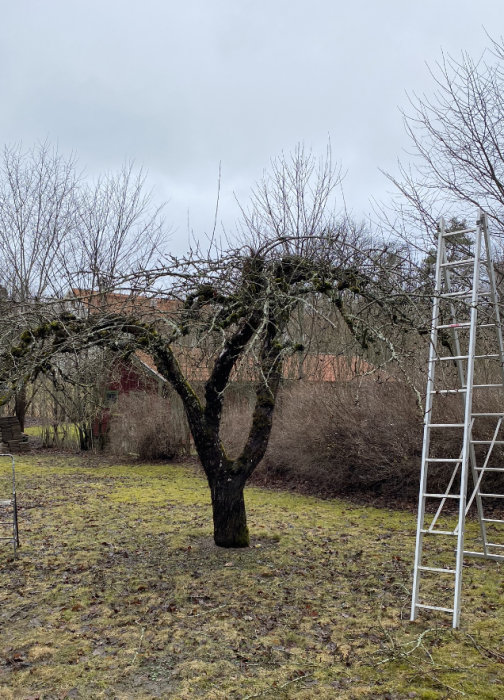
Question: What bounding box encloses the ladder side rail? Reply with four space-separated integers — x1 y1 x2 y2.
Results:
411 220 447 621
481 212 504 381
469 213 502 556
468 441 489 556
453 221 483 629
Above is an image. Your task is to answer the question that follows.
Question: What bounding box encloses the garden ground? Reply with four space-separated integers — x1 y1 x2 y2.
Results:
1 454 503 699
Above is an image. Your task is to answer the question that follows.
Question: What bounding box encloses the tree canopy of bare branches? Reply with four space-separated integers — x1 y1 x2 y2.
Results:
0 147 428 548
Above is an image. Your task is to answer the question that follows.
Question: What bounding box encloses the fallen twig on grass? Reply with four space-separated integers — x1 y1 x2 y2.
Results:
131 626 145 665
241 672 313 699
374 626 436 666
184 603 230 618
464 633 504 663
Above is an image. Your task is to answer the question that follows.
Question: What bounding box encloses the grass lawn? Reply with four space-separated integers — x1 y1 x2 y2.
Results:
1 453 503 699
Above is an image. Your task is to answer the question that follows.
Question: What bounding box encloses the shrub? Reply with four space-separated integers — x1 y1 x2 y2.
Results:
257 379 423 497
108 391 190 460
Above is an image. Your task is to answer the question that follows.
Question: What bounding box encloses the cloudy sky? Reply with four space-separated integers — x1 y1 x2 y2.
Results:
1 1 503 251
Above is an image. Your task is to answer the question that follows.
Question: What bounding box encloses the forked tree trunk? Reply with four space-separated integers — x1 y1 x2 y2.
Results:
210 475 249 548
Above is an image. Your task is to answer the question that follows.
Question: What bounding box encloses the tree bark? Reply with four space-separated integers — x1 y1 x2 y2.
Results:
78 423 93 451
210 475 249 548
14 385 27 432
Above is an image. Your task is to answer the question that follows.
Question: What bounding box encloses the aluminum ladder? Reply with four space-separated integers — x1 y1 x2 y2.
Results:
411 212 504 628
0 454 19 557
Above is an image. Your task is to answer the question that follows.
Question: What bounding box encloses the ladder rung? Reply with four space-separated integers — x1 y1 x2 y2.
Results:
431 384 504 392
472 412 504 416
431 388 466 394
423 493 461 499
471 440 504 444
431 354 499 361
427 423 465 428
441 227 476 237
415 603 454 613
420 529 456 536
440 258 476 268
482 518 504 524
475 467 504 472
418 566 456 574
441 228 478 238
478 493 504 498
425 458 461 463
439 291 474 299
434 322 497 329
485 542 504 549
0 500 13 506
464 550 504 561
436 322 471 329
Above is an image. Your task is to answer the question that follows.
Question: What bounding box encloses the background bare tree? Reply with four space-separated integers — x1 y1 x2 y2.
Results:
381 36 504 245
0 142 168 429
0 141 79 301
0 142 79 428
69 163 166 295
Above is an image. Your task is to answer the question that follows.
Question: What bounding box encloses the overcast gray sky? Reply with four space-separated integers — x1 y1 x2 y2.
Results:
1 1 503 251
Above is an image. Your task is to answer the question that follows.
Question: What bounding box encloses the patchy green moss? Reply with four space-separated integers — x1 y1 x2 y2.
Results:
19 330 33 343
1 454 504 699
256 390 275 408
31 323 51 339
233 525 250 547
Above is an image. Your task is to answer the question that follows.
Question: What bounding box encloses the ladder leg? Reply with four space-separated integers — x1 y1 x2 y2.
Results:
453 218 482 627
411 221 445 621
410 213 504 627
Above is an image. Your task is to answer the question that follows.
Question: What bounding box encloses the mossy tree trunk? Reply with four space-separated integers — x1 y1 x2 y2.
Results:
77 422 93 451
210 473 249 547
14 384 27 432
151 303 284 548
